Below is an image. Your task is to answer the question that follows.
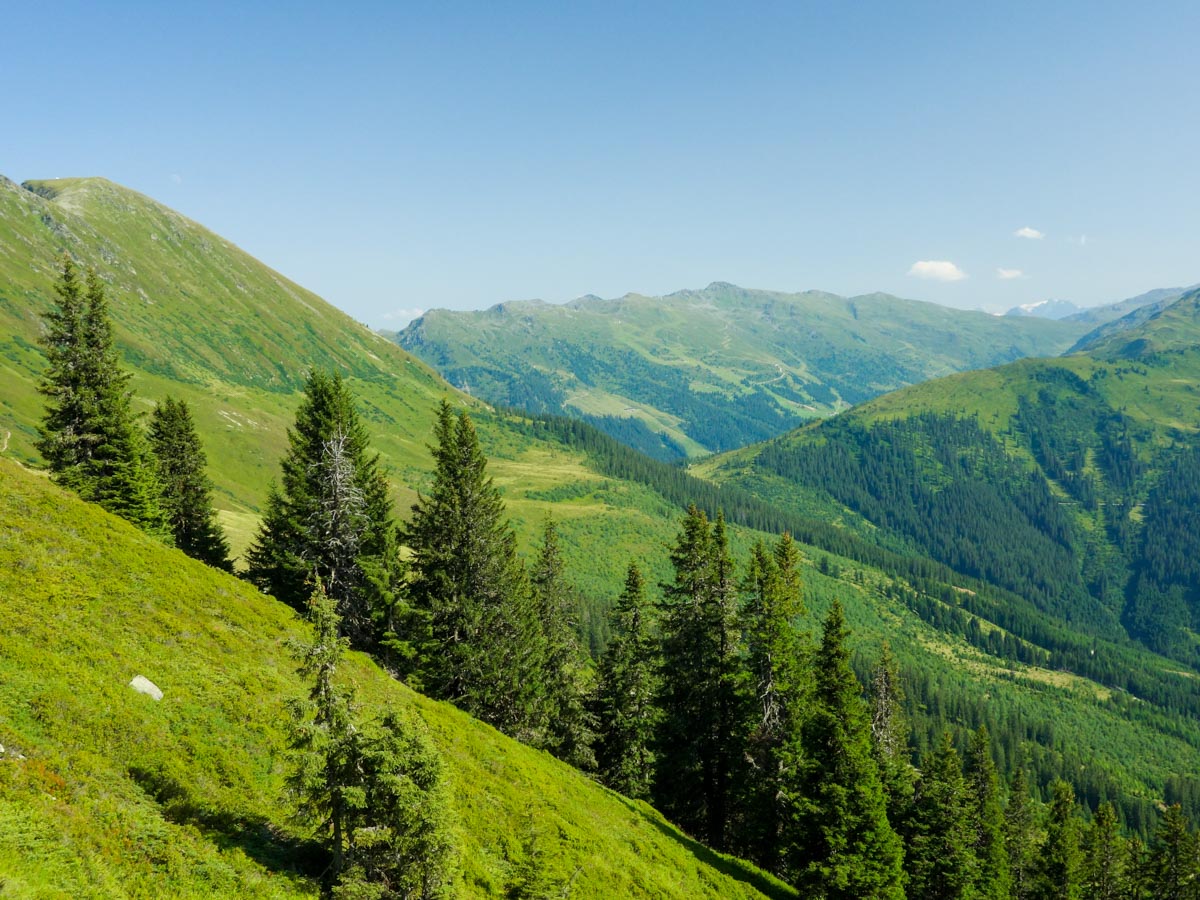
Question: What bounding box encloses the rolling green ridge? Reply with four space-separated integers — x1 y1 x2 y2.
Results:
395 283 1088 458
0 458 793 898
700 288 1200 680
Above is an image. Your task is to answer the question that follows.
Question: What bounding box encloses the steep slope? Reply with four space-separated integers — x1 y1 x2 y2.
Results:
396 283 1087 458
701 288 1200 662
0 175 702 600
0 459 793 899
1066 284 1198 332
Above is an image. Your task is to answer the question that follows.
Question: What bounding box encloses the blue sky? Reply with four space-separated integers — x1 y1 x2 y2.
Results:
5 1 1198 324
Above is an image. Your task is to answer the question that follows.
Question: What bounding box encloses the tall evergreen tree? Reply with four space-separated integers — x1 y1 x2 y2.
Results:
868 641 915 834
1035 779 1082 900
1145 804 1199 900
907 731 978 900
38 257 166 532
965 725 1012 900
245 369 396 647
148 396 232 570
653 507 752 852
402 401 543 737
788 600 904 900
1006 766 1037 900
596 562 659 800
530 517 596 769
741 534 808 871
1081 801 1127 900
287 583 457 899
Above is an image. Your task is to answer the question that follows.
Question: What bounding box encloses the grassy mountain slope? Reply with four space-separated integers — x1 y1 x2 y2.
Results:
0 175 707 596
700 287 1200 669
395 283 1088 458
0 459 793 899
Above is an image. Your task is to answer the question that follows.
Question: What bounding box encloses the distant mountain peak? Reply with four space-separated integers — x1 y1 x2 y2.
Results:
1004 299 1083 320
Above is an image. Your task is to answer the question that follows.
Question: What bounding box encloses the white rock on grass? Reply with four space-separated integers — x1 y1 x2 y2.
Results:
129 675 164 701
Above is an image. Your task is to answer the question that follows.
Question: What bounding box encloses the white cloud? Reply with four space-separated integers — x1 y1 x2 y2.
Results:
170 173 183 184
996 267 1024 280
1014 226 1044 240
908 260 967 282
381 307 425 326
1069 234 1088 247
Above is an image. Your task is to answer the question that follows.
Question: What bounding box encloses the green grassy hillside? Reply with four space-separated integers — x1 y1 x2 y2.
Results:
699 288 1200 685
0 174 711 601
395 282 1088 458
0 459 794 899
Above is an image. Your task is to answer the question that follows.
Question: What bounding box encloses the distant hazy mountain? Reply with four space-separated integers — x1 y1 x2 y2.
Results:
1003 298 1085 320
396 283 1088 459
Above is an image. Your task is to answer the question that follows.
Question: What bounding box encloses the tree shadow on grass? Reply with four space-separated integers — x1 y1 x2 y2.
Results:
616 797 798 900
128 765 327 880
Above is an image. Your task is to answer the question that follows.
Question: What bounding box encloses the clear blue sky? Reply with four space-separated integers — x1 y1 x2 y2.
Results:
6 1 1198 324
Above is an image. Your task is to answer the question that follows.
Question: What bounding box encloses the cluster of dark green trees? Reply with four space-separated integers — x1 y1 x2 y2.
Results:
37 256 230 568
35 254 1200 898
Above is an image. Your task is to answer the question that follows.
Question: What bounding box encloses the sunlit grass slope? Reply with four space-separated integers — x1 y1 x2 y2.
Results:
0 459 793 899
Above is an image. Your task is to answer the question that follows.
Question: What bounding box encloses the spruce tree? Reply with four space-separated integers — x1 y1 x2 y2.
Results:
530 517 595 769
1146 804 1199 900
907 731 978 900
789 600 904 899
741 535 808 871
653 506 752 852
149 396 232 570
38 257 166 532
868 641 915 833
596 562 659 800
1006 766 1037 900
965 725 1012 900
1081 801 1127 900
287 583 457 898
245 369 396 647
402 401 543 737
1035 779 1082 900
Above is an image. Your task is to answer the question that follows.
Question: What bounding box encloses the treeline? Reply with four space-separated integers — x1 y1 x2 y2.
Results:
502 407 1200 722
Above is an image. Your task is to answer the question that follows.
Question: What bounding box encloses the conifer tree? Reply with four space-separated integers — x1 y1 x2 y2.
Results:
402 401 543 737
596 562 659 800
868 641 915 833
287 583 457 899
741 535 807 871
1006 766 1037 900
149 396 232 570
1081 801 1126 900
1035 779 1082 900
530 517 595 769
907 731 978 900
1146 803 1199 900
789 600 904 899
246 369 396 647
653 506 752 852
965 725 1012 900
38 257 166 532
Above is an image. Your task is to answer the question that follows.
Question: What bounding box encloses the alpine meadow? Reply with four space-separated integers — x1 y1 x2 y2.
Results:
5 4 1200 898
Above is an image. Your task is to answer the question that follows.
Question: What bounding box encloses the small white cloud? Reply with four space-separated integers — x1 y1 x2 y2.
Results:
908 260 967 282
382 307 425 326
170 173 183 184
1069 234 1088 247
996 267 1024 280
1014 226 1044 240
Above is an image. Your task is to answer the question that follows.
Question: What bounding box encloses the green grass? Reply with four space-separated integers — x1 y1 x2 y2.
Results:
0 459 795 899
